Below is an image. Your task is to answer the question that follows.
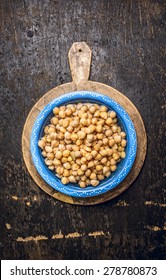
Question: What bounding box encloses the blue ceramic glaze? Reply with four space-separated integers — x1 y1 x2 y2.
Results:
30 91 137 197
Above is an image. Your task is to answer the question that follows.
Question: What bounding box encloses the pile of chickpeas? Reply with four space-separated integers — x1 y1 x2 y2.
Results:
38 103 127 188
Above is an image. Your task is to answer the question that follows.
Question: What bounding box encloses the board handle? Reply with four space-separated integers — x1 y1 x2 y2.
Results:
68 42 92 86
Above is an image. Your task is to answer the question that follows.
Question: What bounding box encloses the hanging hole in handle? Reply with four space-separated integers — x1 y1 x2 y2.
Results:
78 49 82 52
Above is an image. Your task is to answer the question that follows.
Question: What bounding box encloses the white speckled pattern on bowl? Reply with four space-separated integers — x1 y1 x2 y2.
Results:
30 91 137 197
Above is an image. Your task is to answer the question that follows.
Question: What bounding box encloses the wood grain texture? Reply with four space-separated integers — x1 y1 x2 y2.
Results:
0 0 165 260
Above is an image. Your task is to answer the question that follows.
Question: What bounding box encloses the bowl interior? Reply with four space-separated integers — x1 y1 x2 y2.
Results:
30 91 137 197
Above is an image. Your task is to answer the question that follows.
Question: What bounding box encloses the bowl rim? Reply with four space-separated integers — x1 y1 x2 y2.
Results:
30 90 137 197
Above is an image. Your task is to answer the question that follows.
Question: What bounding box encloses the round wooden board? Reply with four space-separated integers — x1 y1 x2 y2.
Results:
22 42 147 205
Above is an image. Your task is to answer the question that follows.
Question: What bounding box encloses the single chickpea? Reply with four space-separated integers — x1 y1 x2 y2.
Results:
86 134 93 143
48 165 54 170
109 139 115 147
120 151 126 158
105 117 113 125
100 111 108 119
45 159 53 166
81 175 87 182
72 171 78 176
63 169 70 177
76 158 81 165
96 133 103 140
110 165 117 172
96 153 102 160
80 118 87 126
121 139 127 147
38 139 46 149
89 105 96 114
91 150 98 158
86 153 93 161
45 146 53 153
97 174 104 180
94 144 100 151
100 105 107 112
79 181 86 188
120 131 126 138
105 129 113 137
89 173 96 180
112 125 118 132
70 133 78 141
77 131 86 139
53 107 60 115
109 111 116 118
101 157 107 164
61 177 69 184
65 108 72 116
53 159 61 166
94 110 100 117
62 150 70 158
75 151 82 158
69 175 76 183
96 124 103 133
61 157 68 163
63 162 71 170
102 138 109 145
105 171 111 177
59 110 66 118
103 166 110 174
89 124 96 133
81 105 88 112
47 152 54 160
72 164 79 171
56 166 64 175
77 169 84 176
85 169 91 177
62 119 69 128
91 117 98 124
96 165 103 171
81 164 87 171
90 180 100 187
67 126 74 133
113 153 120 160
71 119 79 127
42 151 47 157
114 135 121 143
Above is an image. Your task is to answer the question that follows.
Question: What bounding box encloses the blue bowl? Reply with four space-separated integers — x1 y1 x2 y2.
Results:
30 91 137 197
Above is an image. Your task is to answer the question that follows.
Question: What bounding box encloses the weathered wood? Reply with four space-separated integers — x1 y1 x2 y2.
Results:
1 0 165 260
22 42 147 205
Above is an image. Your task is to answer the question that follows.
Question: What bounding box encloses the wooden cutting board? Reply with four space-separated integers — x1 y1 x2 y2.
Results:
22 42 147 205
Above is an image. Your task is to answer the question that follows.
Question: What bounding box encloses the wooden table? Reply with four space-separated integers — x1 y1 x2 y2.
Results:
0 0 165 260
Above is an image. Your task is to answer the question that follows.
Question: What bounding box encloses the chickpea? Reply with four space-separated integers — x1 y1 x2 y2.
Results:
61 177 69 184
45 159 53 166
100 111 107 119
70 133 78 142
86 153 93 161
62 150 70 158
105 117 113 125
101 157 107 164
109 139 115 147
63 162 71 169
65 108 72 116
56 166 64 175
89 105 96 114
45 146 53 153
96 124 103 133
121 139 127 147
85 169 91 177
77 131 86 139
63 169 70 177
91 180 99 187
47 152 54 160
120 151 126 158
91 150 98 158
97 174 104 180
42 151 47 157
94 110 100 117
79 181 86 188
103 166 110 174
72 164 79 171
81 164 87 171
90 173 96 180
48 165 54 170
67 126 74 133
53 107 60 115
59 110 66 118
38 139 45 149
114 135 121 143
120 132 126 138
110 165 117 172
87 134 94 142
96 165 103 171
69 175 77 183
77 169 84 176
113 153 120 160
109 111 116 118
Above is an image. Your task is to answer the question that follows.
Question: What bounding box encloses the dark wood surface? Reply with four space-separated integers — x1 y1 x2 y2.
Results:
0 0 165 260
